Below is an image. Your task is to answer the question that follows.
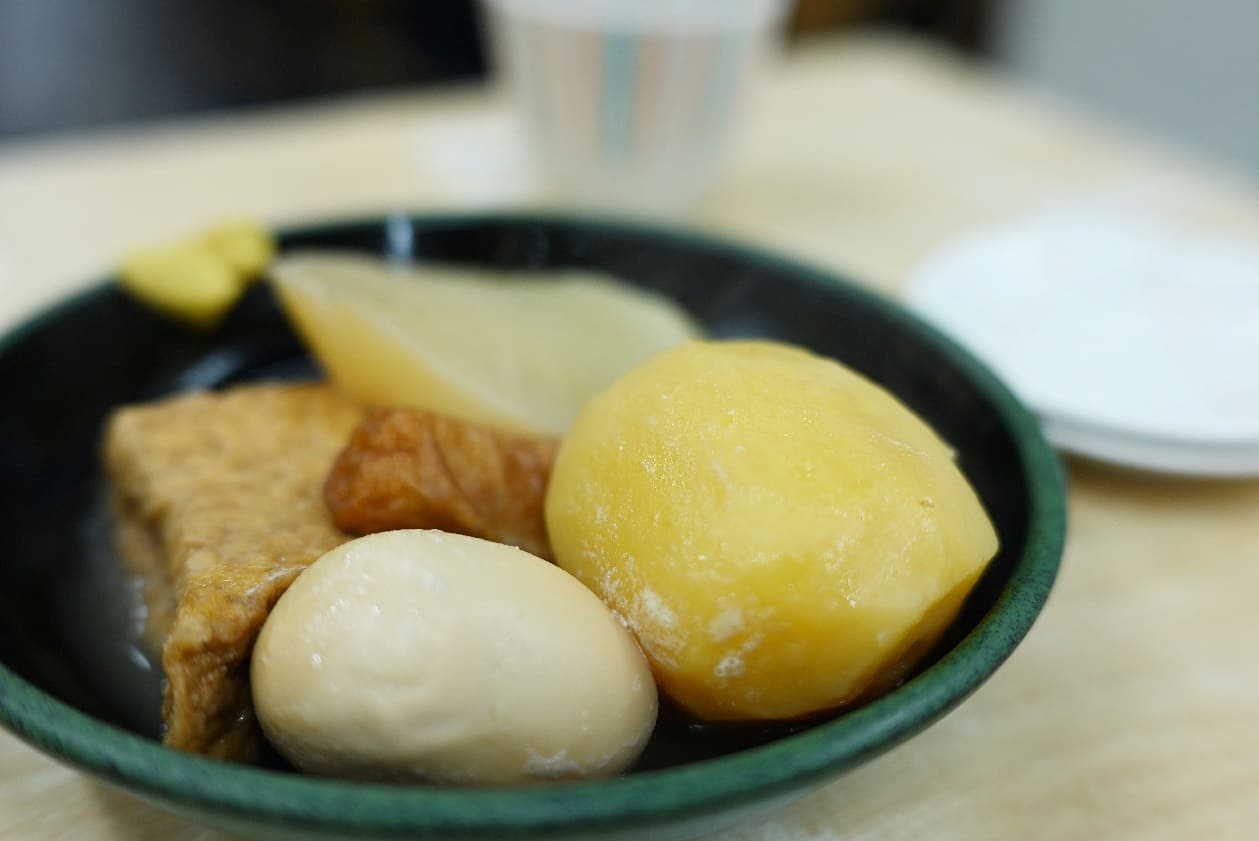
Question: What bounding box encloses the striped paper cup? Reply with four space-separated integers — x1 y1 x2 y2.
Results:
483 0 790 214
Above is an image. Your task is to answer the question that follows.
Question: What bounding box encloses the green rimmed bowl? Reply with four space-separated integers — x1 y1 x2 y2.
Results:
0 213 1065 840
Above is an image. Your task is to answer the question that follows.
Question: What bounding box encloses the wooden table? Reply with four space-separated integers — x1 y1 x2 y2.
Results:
3 32 1258 841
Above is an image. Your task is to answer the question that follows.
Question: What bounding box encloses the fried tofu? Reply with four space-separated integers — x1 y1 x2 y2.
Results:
104 382 363 760
324 407 558 560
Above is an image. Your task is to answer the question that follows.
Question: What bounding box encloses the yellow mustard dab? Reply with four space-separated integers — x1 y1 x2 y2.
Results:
119 219 276 328
202 219 276 278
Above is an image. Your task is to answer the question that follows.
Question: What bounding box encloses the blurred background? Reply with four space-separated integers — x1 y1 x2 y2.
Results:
2 0 1256 176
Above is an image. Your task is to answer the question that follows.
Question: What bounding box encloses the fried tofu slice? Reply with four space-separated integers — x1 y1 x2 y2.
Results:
104 383 363 760
324 407 559 560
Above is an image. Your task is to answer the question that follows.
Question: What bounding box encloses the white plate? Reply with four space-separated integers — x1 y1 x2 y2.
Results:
1040 410 1259 477
904 205 1259 477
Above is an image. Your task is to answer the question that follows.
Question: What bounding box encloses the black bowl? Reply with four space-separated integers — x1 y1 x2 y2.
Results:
0 213 1064 840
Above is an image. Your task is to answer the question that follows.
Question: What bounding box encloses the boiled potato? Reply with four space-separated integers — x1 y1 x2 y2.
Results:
545 340 998 721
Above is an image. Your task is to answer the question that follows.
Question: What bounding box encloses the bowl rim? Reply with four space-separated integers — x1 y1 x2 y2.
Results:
0 211 1065 836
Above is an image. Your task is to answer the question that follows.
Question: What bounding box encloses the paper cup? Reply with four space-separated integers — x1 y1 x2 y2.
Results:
482 0 790 214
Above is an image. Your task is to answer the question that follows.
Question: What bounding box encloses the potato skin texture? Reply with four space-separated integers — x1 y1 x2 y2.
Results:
545 340 999 722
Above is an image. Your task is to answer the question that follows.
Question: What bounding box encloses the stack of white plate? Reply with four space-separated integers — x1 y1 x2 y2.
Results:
905 206 1259 477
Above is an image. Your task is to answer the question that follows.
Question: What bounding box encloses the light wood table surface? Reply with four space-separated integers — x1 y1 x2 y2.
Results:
2 32 1258 841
